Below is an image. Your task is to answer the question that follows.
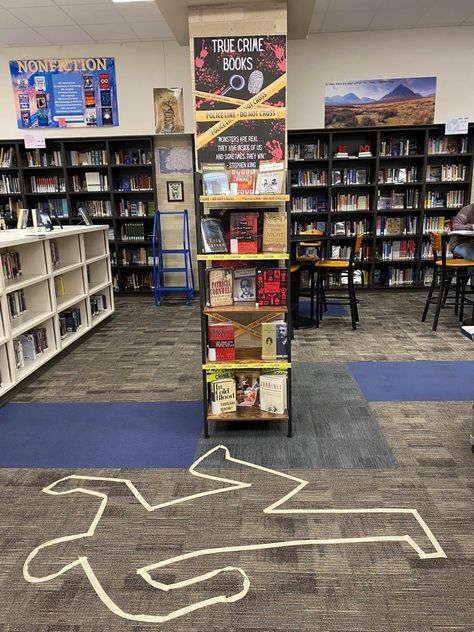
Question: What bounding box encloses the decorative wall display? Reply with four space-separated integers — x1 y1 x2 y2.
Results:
153 88 185 134
9 57 119 129
156 147 193 175
325 76 436 128
167 180 184 202
193 35 286 169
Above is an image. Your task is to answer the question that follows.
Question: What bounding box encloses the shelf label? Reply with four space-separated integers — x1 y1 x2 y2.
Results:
445 116 469 135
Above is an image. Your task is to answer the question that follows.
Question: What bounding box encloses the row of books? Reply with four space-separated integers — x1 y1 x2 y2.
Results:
117 175 153 192
424 190 465 208
289 142 328 160
379 139 419 157
72 173 108 193
420 243 434 259
331 245 370 260
0 174 20 194
291 169 328 187
210 372 287 415
26 149 61 167
1 252 22 280
427 136 467 155
13 327 48 368
202 162 285 196
207 321 288 363
332 193 369 212
122 272 154 290
201 212 286 255
374 267 417 287
119 247 153 266
30 176 65 193
332 219 370 235
0 147 16 168
326 270 369 286
117 199 154 217
206 267 287 308
35 199 69 218
378 166 419 184
90 293 108 316
378 189 420 210
0 198 21 219
426 164 467 182
113 149 152 166
291 195 327 213
376 215 418 235
375 240 416 260
333 168 369 185
118 223 147 241
422 216 450 232
59 307 82 338
70 150 107 166
78 200 112 217
292 220 326 234
8 290 26 320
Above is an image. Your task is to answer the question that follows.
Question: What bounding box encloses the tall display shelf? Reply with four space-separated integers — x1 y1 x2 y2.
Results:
0 135 157 294
194 177 292 438
288 123 474 289
0 225 114 398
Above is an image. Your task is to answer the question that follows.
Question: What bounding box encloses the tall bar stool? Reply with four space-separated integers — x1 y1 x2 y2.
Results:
421 231 474 331
292 229 324 328
314 234 363 330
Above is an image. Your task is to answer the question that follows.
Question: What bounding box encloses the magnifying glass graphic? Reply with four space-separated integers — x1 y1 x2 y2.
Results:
221 74 245 96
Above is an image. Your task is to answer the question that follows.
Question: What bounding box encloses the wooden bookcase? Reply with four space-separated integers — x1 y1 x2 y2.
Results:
194 177 292 437
0 135 158 294
288 124 474 288
0 225 114 397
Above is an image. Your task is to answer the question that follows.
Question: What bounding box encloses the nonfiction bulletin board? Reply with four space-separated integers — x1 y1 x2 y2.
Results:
9 57 119 129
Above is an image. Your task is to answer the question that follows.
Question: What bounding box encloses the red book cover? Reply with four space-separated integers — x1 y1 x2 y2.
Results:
207 323 235 361
257 268 287 306
229 169 256 195
230 212 258 254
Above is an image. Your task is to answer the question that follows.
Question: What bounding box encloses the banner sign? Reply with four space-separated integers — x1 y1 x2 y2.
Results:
9 57 119 129
193 35 286 169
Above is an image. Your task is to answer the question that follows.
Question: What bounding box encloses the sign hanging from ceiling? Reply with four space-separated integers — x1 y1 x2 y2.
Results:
9 57 119 129
193 35 286 169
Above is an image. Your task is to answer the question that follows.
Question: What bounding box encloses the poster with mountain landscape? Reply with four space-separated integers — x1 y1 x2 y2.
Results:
325 76 436 128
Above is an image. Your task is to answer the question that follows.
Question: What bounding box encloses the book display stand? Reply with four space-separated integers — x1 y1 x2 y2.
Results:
194 177 293 438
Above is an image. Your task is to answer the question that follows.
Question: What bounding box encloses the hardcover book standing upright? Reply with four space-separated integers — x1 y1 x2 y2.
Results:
257 268 287 306
201 217 227 253
207 268 233 307
230 212 258 254
207 323 235 362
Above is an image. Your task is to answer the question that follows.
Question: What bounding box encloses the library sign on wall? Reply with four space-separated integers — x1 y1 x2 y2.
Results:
193 35 286 169
9 57 119 129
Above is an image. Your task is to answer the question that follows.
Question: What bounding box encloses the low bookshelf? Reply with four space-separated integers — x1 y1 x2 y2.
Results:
0 225 114 397
0 135 158 294
288 123 474 289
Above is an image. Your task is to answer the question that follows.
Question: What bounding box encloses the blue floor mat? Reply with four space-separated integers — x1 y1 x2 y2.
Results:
349 361 474 401
299 299 347 318
0 401 203 468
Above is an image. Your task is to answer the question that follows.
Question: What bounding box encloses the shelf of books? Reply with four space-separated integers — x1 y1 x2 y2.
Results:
0 225 114 397
195 165 292 438
288 123 474 289
0 136 157 294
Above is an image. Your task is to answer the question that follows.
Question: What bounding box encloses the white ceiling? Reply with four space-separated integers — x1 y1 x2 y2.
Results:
310 0 474 33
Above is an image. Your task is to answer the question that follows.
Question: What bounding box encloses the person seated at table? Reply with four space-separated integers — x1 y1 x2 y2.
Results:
450 203 474 286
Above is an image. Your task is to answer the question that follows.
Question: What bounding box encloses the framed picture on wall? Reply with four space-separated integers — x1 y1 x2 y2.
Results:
167 180 184 203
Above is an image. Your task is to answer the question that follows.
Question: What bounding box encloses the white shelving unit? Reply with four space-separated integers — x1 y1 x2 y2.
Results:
0 225 114 396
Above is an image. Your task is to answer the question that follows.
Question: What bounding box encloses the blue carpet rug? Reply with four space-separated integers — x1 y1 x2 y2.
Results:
0 401 202 468
349 361 474 401
299 299 347 318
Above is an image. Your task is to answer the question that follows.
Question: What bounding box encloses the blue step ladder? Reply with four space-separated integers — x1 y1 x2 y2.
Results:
152 209 195 305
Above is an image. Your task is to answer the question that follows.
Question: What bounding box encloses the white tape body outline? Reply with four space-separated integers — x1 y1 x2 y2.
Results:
23 445 446 623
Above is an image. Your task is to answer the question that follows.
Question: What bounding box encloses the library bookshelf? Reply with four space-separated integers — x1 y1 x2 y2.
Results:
0 225 114 397
0 135 157 294
195 177 292 438
288 123 474 289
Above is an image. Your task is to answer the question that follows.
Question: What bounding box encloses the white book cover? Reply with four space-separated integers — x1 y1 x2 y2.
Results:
259 374 286 414
85 172 101 192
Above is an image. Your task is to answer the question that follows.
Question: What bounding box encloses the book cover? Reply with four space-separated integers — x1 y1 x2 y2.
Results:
259 374 287 414
230 212 258 254
207 323 235 362
257 268 287 306
235 370 260 407
261 322 276 359
85 172 101 192
207 268 233 307
233 267 256 303
202 163 230 196
201 217 227 253
276 322 288 357
461 325 474 341
262 212 287 253
210 378 236 414
229 169 256 195
255 169 284 195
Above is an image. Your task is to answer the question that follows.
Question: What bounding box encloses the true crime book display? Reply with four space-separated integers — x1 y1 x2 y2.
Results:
195 171 292 436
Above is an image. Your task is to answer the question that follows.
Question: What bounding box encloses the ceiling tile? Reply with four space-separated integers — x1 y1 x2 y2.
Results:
329 0 384 10
0 0 54 7
10 6 74 27
36 24 93 43
0 8 27 28
310 0 330 31
322 9 375 31
61 3 125 25
54 0 113 4
115 2 165 22
369 8 427 28
83 22 139 41
130 20 173 39
417 0 474 25
0 26 48 44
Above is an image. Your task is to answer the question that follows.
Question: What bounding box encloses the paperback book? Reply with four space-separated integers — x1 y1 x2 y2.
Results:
207 268 233 307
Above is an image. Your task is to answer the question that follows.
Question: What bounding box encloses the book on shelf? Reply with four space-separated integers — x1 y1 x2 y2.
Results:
358 145 372 158
255 162 285 195
291 169 327 187
90 294 108 316
207 323 235 362
333 193 369 212
228 168 256 195
210 378 237 414
78 200 112 218
70 149 107 166
59 307 82 338
13 339 24 369
235 370 260 407
230 212 258 254
16 328 48 363
30 175 64 193
54 275 65 298
50 241 60 268
119 222 146 241
233 267 256 303
201 217 227 253
257 268 287 307
0 174 20 194
288 141 328 160
8 289 26 320
1 251 22 279
259 374 287 414
16 208 29 230
261 321 288 360
26 149 61 167
332 168 368 185
207 268 233 307
0 146 16 168
118 199 150 217
380 138 418 157
262 211 287 253
113 148 151 166
32 208 53 231
202 163 230 196
428 136 467 155
424 190 465 208
85 172 107 192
